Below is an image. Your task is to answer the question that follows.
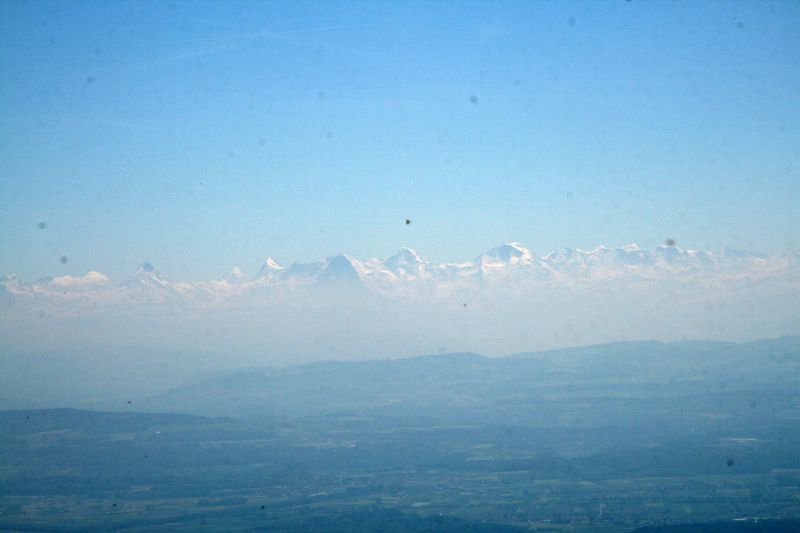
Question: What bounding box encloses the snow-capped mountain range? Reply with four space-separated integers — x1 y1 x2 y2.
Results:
2 243 798 315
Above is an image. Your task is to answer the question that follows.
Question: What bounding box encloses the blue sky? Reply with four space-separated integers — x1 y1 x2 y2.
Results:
1 0 798 281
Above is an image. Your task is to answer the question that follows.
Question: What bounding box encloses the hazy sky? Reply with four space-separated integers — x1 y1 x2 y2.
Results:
1 0 798 281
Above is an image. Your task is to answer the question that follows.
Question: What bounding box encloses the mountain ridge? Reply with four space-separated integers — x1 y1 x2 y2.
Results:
3 243 796 312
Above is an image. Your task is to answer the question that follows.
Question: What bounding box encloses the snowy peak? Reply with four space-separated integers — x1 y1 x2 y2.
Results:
134 262 158 277
255 257 284 279
612 244 651 266
478 242 534 265
129 262 177 292
653 245 713 269
50 271 110 289
542 247 575 262
388 247 424 265
262 257 284 270
319 253 365 283
280 254 369 285
385 248 426 274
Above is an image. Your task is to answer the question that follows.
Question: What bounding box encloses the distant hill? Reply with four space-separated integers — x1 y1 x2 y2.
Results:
2 336 798 422
147 336 800 419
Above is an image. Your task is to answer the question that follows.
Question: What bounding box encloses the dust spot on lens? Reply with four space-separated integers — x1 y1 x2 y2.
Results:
469 95 478 104
736 21 744 29
405 219 411 225
37 222 47 230
60 256 68 264
94 46 103 54
664 238 676 247
726 458 735 467
566 191 574 199
86 75 94 84
568 16 576 27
